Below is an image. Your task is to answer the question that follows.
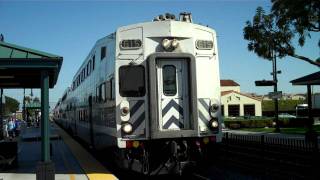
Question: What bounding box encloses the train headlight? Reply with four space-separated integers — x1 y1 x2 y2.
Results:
122 123 133 134
121 107 129 116
209 118 219 130
162 38 171 50
171 39 179 48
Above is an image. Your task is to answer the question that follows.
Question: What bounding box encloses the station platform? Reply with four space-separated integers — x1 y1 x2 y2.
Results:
0 123 118 180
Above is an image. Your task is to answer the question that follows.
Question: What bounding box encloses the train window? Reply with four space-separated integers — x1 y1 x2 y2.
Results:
96 87 99 102
111 78 115 99
86 63 89 76
101 83 106 102
101 46 106 60
162 65 177 96
119 65 145 97
106 81 111 100
106 80 112 100
92 56 95 70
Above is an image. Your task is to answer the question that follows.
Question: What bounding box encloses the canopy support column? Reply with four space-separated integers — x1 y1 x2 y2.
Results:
37 71 55 180
0 88 3 140
41 70 50 162
306 85 314 134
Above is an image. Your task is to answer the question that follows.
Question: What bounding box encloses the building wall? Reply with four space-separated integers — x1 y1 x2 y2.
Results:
313 94 320 109
221 92 262 117
221 86 240 92
291 95 306 100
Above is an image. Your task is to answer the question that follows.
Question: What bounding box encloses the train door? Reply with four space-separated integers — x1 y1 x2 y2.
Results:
156 59 190 130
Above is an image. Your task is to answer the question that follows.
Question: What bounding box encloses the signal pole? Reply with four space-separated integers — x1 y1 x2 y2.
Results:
272 50 280 133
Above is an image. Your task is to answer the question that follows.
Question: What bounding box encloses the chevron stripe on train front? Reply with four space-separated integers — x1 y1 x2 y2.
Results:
162 99 184 129
198 98 210 126
128 100 145 136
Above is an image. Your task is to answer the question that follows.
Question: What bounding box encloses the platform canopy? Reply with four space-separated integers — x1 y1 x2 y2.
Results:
290 71 320 85
0 39 63 168
0 41 62 88
25 102 41 109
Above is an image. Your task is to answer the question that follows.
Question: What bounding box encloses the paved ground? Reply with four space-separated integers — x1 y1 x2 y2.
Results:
0 123 117 180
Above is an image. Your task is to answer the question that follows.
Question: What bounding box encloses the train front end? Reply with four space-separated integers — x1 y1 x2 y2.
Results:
115 13 222 174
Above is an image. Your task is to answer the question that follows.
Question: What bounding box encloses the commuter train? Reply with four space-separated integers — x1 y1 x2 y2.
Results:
54 12 222 175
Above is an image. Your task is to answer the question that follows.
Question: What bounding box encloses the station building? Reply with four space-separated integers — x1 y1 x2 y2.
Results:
220 80 262 117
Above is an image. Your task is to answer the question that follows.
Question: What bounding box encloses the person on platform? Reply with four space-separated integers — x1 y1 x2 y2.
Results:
3 120 8 138
14 119 21 136
7 118 15 139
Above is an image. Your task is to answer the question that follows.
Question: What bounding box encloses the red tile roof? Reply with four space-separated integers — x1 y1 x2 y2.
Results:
220 80 240 86
221 90 262 101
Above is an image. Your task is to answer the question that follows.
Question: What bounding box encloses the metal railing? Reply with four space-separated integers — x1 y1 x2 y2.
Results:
210 132 319 179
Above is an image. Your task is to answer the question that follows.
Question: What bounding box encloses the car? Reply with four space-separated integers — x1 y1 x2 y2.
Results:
278 113 296 118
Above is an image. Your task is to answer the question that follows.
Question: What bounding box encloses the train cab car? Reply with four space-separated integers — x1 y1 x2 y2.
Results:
55 12 222 175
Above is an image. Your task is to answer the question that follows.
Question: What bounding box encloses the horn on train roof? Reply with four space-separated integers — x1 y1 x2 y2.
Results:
153 13 177 21
179 12 192 23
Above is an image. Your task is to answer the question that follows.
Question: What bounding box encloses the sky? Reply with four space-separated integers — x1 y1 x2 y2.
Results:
0 0 319 106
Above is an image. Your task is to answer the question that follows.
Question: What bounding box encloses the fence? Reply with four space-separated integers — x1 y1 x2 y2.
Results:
210 132 319 179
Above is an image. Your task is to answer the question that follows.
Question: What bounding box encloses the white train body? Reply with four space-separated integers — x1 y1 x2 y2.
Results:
54 13 222 174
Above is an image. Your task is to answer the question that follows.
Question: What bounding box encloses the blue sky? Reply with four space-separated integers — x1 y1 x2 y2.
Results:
0 0 319 105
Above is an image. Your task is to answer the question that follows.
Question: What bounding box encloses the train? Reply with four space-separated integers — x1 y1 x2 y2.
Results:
53 12 222 175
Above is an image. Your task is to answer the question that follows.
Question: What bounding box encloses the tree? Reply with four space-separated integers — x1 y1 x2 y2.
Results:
33 97 40 103
243 0 320 67
24 96 31 104
3 96 20 115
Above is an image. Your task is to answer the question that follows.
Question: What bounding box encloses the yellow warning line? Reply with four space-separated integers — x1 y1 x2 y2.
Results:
57 139 76 180
57 124 118 180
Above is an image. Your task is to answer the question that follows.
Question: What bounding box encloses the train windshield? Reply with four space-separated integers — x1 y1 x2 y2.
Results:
119 65 146 97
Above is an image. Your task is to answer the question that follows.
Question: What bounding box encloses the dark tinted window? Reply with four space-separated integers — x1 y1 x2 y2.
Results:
92 56 95 70
101 46 106 60
162 65 177 96
119 66 145 97
86 63 89 75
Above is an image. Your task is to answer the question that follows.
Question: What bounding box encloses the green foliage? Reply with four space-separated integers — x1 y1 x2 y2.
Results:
243 7 294 60
271 0 319 47
262 99 305 111
224 117 307 129
3 96 20 115
240 125 320 135
243 1 320 67
225 118 273 129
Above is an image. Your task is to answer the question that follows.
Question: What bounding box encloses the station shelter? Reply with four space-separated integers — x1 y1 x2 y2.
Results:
291 71 320 140
0 39 62 179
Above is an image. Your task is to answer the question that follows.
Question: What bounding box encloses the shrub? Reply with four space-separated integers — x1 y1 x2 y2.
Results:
229 123 241 129
224 117 307 129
